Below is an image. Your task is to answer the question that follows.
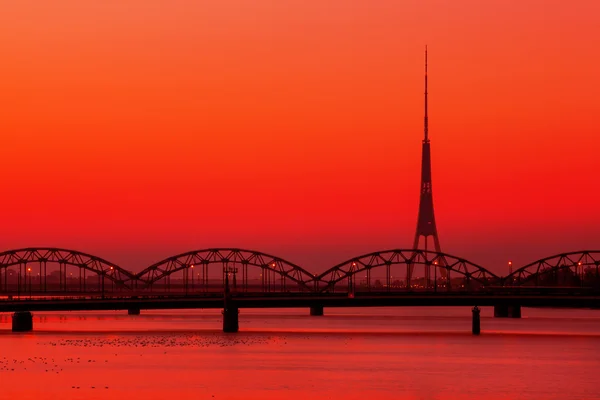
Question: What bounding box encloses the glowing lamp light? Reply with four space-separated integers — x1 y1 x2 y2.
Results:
190 265 194 269
272 263 276 267
27 267 31 272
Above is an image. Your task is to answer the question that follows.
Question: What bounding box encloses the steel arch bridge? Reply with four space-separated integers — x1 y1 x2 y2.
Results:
503 251 600 287
0 247 135 293
2 247 600 298
135 248 317 293
315 249 500 293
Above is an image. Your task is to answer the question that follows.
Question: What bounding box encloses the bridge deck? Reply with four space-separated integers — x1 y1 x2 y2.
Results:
2 293 600 313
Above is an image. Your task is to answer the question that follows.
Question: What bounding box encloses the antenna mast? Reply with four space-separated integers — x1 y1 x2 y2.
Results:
424 45 429 143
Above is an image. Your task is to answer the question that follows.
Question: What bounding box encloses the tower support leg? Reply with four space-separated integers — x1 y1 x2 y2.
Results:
472 306 481 335
310 306 324 316
223 306 239 333
12 311 33 332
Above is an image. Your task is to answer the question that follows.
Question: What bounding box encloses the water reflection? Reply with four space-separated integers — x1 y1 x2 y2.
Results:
0 307 599 400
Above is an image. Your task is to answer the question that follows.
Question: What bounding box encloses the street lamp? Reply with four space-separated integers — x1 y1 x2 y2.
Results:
190 265 194 291
433 261 438 292
27 267 32 297
224 266 238 292
110 266 115 292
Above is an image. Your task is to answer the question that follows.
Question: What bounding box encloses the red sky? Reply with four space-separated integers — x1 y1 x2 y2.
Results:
0 0 598 275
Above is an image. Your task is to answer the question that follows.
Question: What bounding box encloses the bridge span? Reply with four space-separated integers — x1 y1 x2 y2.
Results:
2 247 600 334
3 292 600 313
3 290 600 334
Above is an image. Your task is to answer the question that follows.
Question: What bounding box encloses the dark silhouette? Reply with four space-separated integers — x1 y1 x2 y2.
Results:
412 47 445 283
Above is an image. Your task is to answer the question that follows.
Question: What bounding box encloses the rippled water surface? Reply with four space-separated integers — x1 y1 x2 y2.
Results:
1 307 599 399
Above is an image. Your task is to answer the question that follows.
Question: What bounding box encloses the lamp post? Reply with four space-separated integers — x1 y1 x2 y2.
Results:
27 267 32 298
349 262 356 294
224 266 238 292
190 265 195 292
434 261 438 293
109 266 114 294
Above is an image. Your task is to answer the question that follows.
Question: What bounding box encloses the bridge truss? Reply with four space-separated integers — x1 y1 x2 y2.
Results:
503 251 600 287
315 249 499 293
2 247 600 297
0 248 135 295
135 248 316 293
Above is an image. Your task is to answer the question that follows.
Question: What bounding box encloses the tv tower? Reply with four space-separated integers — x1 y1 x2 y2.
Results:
412 47 446 279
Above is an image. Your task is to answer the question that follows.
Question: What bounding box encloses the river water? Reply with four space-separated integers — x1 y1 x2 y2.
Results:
1 307 599 400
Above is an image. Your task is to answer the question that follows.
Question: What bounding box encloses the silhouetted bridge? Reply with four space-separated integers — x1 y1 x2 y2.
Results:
2 248 599 333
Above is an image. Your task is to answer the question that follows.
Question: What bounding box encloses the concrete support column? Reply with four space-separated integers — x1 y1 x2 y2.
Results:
508 305 521 318
128 307 141 315
494 305 521 318
310 306 324 316
494 305 509 318
472 306 481 335
12 311 33 332
223 306 239 333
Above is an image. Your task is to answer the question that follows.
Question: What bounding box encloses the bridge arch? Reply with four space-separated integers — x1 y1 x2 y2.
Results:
136 248 315 293
503 250 600 287
315 249 500 293
0 247 136 293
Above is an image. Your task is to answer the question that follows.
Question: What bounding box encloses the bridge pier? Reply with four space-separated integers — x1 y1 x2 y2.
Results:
222 305 239 333
128 307 141 315
494 305 521 318
12 311 33 332
494 305 509 318
508 305 521 318
310 306 324 316
472 306 481 335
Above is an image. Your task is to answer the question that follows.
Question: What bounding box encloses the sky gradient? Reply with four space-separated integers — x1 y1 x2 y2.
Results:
1 0 599 275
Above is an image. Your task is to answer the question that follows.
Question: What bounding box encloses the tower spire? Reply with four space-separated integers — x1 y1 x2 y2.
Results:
411 46 446 284
424 45 429 143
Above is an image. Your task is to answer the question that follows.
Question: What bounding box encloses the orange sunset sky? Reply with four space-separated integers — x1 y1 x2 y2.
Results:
0 0 598 275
